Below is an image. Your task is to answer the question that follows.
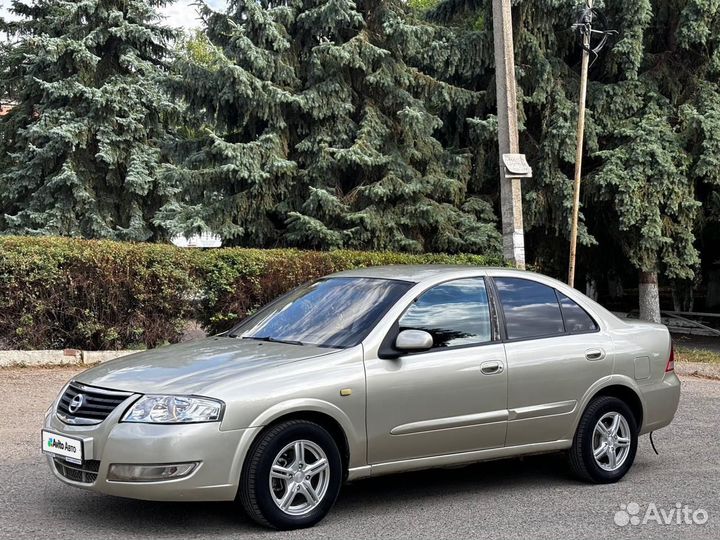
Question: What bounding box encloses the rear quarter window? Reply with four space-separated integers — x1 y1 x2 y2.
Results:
557 292 598 333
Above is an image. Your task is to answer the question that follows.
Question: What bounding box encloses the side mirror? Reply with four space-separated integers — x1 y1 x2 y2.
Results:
395 329 433 352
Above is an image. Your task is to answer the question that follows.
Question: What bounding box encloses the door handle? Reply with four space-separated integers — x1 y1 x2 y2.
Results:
585 348 606 361
481 361 504 375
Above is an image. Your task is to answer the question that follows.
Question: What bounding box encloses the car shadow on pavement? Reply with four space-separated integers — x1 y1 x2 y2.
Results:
345 452 573 498
42 452 578 536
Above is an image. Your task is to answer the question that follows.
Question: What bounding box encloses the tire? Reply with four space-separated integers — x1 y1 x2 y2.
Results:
568 396 638 483
238 420 343 530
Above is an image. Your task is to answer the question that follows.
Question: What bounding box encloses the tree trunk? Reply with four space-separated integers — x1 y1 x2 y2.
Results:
608 273 623 299
671 279 694 312
639 271 661 323
708 269 720 311
585 277 598 301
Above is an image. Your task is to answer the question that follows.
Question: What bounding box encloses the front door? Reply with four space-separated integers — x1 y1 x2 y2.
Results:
364 277 508 464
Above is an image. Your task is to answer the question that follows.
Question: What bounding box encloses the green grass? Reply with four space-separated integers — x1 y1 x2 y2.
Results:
676 347 720 364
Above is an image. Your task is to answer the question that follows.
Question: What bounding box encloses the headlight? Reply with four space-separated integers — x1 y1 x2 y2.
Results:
122 395 224 424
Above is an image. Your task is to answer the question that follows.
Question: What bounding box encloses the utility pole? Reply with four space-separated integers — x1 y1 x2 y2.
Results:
567 0 593 288
492 0 525 270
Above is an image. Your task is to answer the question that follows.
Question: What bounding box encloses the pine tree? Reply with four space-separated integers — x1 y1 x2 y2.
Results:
428 0 719 311
159 2 300 245
0 0 178 240
162 0 502 254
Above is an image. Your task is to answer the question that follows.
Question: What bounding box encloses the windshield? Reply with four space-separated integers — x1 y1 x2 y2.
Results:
228 277 413 348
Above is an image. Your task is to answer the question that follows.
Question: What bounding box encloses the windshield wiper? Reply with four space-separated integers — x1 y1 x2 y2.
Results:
241 336 305 346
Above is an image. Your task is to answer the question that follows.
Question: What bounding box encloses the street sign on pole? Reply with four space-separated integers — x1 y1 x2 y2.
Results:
502 154 533 179
492 0 526 270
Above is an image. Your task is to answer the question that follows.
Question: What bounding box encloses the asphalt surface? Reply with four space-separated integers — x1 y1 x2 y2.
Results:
1 367 718 539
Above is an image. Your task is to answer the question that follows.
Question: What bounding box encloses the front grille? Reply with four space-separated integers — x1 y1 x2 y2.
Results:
56 381 133 425
54 457 101 484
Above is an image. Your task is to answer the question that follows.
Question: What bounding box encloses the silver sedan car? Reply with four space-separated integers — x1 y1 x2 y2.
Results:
43 266 680 529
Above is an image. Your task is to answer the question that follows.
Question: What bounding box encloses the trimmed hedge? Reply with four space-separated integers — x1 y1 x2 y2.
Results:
0 237 503 350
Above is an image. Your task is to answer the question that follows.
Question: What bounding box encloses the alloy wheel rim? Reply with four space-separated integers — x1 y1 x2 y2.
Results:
592 411 631 471
268 439 330 516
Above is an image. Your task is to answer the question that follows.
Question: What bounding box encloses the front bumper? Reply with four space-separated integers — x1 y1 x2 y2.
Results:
43 407 260 502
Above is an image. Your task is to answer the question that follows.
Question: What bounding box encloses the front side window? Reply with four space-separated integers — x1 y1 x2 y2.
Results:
494 277 565 340
230 277 413 348
399 278 492 348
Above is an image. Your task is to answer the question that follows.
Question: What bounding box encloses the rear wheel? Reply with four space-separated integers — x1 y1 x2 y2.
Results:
568 396 638 483
239 420 342 529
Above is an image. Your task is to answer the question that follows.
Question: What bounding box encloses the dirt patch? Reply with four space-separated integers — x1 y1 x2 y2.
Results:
0 367 82 461
676 361 720 381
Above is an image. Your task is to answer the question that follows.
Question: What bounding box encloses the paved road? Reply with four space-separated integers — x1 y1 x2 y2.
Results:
1 368 718 539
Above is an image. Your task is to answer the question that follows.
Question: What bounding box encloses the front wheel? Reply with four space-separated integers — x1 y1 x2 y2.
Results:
238 420 343 529
568 396 638 483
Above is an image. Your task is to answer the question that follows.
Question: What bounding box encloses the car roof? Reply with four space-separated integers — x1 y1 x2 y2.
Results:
329 264 501 283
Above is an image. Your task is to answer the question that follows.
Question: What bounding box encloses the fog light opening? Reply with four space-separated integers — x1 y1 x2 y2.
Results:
107 462 200 482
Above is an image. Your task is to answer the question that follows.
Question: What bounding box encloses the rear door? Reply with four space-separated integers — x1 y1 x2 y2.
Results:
491 276 613 446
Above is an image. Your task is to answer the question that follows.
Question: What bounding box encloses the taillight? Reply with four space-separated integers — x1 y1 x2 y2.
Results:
665 342 675 372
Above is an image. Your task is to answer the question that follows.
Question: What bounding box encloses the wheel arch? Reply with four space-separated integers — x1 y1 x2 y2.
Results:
589 384 644 429
245 399 359 476
568 376 647 440
253 411 351 476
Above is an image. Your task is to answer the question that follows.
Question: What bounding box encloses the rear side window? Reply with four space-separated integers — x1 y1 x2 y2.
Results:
399 278 492 348
494 277 565 340
558 292 598 333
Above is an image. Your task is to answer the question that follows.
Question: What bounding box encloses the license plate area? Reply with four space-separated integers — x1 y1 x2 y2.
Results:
42 430 83 464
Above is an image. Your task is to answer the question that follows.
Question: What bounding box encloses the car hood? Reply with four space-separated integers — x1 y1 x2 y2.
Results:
75 337 337 395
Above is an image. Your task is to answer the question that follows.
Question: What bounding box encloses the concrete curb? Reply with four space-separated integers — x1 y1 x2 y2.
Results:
0 349 137 368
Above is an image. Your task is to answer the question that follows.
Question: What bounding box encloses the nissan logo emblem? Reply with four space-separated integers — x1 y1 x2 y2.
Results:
68 394 84 414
